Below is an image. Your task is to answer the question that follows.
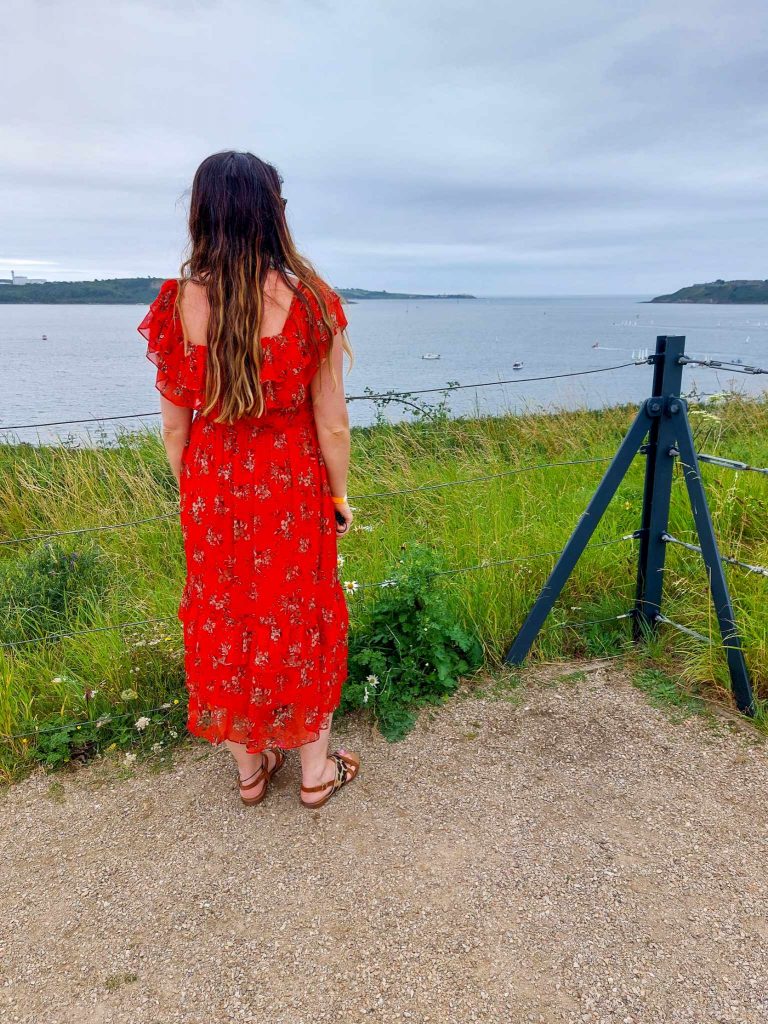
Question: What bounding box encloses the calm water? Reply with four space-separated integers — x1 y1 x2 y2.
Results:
1 296 767 441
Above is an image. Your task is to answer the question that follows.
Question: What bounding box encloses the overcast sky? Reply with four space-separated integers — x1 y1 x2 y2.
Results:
1 0 766 295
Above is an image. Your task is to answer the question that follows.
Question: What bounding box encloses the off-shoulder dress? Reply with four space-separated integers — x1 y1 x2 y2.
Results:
138 279 349 752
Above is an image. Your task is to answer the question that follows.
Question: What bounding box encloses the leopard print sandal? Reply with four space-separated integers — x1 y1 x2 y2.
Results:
300 750 360 809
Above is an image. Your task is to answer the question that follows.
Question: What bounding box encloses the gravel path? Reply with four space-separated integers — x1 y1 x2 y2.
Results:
1 660 767 1024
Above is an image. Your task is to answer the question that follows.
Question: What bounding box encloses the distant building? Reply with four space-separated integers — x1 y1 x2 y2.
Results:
3 270 48 286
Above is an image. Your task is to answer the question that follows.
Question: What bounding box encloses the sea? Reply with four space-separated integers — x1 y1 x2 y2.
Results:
1 296 767 442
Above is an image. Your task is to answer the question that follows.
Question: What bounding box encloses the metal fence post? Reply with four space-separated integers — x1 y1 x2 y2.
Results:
504 332 754 716
632 336 686 637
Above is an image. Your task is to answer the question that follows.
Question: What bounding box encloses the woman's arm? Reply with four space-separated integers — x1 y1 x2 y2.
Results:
159 396 193 485
310 333 352 535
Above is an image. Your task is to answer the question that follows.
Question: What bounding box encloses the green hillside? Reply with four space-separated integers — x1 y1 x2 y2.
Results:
0 278 165 304
338 288 475 300
0 278 476 304
650 279 768 304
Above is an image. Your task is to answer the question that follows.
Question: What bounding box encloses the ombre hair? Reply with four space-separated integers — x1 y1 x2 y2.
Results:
179 150 351 424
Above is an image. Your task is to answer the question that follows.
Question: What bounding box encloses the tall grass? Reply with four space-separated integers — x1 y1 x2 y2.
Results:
1 390 766 778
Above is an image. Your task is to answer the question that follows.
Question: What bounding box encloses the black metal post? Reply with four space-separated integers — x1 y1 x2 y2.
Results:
632 336 687 637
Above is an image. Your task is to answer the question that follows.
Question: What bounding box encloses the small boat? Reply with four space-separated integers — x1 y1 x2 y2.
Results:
512 361 524 370
41 334 47 340
421 352 441 360
592 341 600 348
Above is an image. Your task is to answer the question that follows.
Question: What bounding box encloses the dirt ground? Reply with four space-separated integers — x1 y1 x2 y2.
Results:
1 660 767 1024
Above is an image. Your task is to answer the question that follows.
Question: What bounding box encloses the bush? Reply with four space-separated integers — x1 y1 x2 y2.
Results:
340 544 483 740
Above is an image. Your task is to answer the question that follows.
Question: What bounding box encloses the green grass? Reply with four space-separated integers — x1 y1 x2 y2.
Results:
1 390 767 779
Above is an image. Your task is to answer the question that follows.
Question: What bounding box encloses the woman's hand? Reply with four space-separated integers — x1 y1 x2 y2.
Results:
334 500 353 537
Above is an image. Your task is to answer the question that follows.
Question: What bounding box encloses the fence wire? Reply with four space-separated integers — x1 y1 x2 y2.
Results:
0 455 618 548
680 356 768 375
0 535 636 650
652 613 746 652
697 452 768 476
662 532 768 578
0 362 640 433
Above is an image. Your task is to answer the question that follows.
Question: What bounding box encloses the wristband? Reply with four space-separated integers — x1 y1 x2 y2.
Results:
331 495 347 505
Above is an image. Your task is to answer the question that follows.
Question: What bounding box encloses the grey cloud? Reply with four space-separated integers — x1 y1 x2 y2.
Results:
1 0 767 293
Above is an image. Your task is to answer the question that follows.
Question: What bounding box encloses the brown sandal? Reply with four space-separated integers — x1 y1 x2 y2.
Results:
300 750 360 809
238 748 286 806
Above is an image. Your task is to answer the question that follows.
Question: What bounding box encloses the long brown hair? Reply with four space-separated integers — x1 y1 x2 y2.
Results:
179 151 351 423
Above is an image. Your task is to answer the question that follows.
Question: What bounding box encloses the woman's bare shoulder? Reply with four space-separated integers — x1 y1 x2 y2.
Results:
177 279 210 347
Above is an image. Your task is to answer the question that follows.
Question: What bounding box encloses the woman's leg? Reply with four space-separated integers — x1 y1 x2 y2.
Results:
299 715 355 805
225 740 279 799
299 715 333 786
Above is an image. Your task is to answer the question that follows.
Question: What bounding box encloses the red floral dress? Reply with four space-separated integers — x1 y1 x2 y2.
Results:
138 278 349 752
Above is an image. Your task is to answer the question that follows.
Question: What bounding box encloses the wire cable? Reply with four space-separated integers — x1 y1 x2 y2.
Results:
697 452 768 476
653 613 713 645
542 612 633 632
679 357 768 375
1 536 636 648
0 362 641 433
0 513 177 548
662 532 768 578
1 698 183 741
349 535 636 593
0 616 176 650
0 455 619 547
345 362 640 401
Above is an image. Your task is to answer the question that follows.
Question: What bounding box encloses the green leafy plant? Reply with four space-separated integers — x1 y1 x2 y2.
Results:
340 544 483 740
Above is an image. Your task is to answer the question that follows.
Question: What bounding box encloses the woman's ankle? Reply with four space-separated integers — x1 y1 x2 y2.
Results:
301 756 333 787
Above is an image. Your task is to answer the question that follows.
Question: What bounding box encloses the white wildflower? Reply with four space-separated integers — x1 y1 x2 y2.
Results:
365 674 380 687
52 676 62 684
123 752 137 766
169 729 179 739
120 688 138 701
135 716 151 732
343 580 360 594
160 702 172 709
151 742 163 753
337 554 345 570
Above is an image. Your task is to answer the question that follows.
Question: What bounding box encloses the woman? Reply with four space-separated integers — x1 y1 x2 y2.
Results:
138 151 358 809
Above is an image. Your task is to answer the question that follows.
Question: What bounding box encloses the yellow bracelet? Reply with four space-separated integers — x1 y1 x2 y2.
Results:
331 495 347 505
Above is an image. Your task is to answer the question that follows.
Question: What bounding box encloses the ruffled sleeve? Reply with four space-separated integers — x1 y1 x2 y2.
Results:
137 279 206 409
311 285 348 361
327 288 348 334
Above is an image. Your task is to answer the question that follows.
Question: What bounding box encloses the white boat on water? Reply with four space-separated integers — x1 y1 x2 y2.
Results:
421 352 441 360
512 361 524 370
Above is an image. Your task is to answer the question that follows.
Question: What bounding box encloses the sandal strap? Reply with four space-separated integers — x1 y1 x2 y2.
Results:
301 777 333 794
300 753 349 794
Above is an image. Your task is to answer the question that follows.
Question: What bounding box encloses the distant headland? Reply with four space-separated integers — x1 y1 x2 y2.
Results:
0 277 476 305
338 288 476 300
649 279 768 304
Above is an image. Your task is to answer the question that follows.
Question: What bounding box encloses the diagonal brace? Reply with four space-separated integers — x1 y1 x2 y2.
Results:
674 415 755 715
504 407 650 665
